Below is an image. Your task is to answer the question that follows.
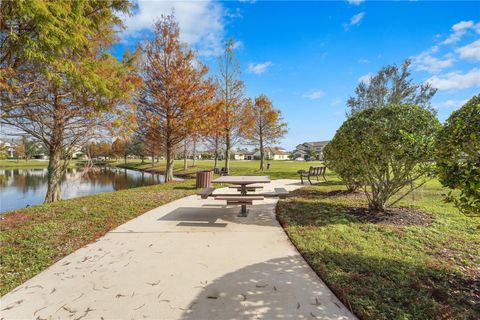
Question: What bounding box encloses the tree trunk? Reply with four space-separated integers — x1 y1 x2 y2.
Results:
259 140 264 171
213 135 219 169
151 151 155 168
369 200 386 212
224 132 230 172
45 96 66 204
124 154 127 165
192 138 196 167
165 144 174 182
183 140 188 170
369 186 387 212
45 144 62 203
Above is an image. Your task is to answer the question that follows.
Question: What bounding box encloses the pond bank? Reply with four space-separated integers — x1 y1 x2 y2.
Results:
113 161 200 179
0 166 171 213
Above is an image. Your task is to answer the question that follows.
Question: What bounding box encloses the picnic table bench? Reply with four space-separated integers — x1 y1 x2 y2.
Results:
298 166 327 184
228 185 264 192
214 195 265 204
197 187 215 199
274 187 289 199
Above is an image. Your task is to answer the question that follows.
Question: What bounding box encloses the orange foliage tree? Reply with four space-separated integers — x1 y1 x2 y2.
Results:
112 138 128 164
136 15 215 181
143 125 163 167
244 94 288 170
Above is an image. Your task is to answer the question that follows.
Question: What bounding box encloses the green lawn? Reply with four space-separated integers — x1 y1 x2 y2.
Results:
277 179 480 320
114 159 327 180
0 180 198 296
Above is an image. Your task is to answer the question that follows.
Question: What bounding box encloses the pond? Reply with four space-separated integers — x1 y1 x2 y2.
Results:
0 167 173 213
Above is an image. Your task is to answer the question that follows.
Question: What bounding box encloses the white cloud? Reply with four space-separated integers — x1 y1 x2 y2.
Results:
453 20 474 32
434 99 468 110
350 12 365 26
427 68 480 90
347 0 365 5
344 12 365 30
412 49 455 73
233 40 244 50
120 0 227 56
247 61 272 74
302 90 325 100
456 39 480 61
330 98 342 106
442 20 475 44
358 58 369 64
358 72 373 85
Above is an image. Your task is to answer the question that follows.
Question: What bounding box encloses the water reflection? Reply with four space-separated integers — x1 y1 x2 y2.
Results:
0 167 170 213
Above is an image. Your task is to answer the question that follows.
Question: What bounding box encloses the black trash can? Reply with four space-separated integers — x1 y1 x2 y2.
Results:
196 170 214 188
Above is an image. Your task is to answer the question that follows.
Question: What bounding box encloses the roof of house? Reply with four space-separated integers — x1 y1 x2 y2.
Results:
233 148 256 155
295 141 330 150
305 141 330 147
266 147 289 155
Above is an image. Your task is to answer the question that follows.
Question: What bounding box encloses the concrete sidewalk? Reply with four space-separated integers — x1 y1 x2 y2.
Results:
1 179 356 320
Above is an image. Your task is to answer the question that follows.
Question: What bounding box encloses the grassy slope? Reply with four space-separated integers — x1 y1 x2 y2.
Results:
0 180 197 296
277 179 480 320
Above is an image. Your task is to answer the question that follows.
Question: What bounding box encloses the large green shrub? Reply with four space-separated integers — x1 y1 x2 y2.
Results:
326 104 441 212
436 95 480 215
324 137 361 192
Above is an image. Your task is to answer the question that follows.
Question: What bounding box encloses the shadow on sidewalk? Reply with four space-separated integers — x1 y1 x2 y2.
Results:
159 202 280 228
180 255 354 320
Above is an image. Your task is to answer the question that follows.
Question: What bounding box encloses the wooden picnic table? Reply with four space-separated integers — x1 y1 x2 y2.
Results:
211 176 270 216
212 175 270 195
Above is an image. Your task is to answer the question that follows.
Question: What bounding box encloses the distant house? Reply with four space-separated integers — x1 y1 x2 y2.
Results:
232 148 256 160
0 139 14 158
244 150 256 160
292 141 330 160
231 147 289 160
199 149 224 160
254 147 289 160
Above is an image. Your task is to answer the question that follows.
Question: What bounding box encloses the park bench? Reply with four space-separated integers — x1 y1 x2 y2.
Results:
213 167 229 176
298 166 327 184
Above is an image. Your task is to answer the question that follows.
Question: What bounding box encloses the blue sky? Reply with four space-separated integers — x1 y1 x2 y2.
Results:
115 0 480 150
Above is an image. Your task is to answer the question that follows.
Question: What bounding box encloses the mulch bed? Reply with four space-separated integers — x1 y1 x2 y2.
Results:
323 189 366 199
347 206 433 226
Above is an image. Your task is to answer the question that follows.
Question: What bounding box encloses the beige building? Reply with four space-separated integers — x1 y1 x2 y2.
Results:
254 147 289 160
292 141 330 160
